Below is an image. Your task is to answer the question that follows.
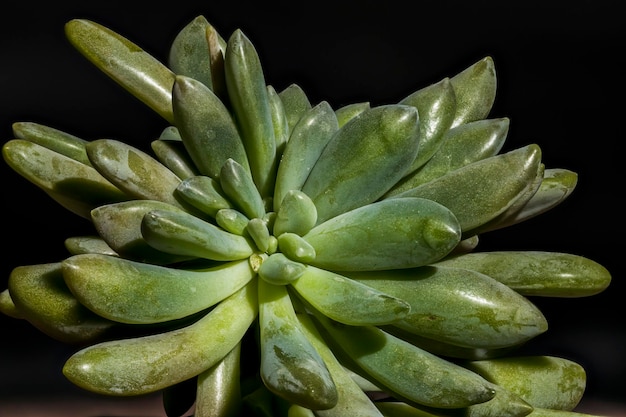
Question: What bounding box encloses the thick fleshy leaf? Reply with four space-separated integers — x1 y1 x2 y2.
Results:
141 209 255 261
63 281 258 396
258 281 337 410
334 102 370 128
391 144 542 233
434 251 612 297
348 266 548 349
449 56 497 128
303 198 460 271
399 77 457 172
3 139 128 219
220 158 266 220
168 15 226 91
8 262 115 343
173 75 251 179
290 265 410 325
175 175 232 217
225 29 277 198
195 342 242 417
63 254 255 324
302 105 419 223
464 356 587 411
65 19 176 123
86 139 183 207
297 312 385 417
12 121 91 165
388 117 509 195
477 168 578 233
64 236 117 256
277 83 312 132
151 138 199 180
274 101 338 211
311 312 495 409
91 200 192 264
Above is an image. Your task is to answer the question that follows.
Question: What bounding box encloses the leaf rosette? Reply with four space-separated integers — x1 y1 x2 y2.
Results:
0 15 612 417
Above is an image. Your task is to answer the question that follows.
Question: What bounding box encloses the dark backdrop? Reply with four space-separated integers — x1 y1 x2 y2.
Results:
1 1 623 414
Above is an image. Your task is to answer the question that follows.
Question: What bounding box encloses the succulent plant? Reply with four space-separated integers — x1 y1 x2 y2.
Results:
0 14 613 417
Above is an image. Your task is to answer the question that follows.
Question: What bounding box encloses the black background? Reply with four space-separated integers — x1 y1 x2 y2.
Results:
1 0 624 414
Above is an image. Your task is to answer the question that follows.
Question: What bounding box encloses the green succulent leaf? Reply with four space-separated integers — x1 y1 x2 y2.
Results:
334 102 371 128
12 121 91 166
63 280 258 396
2 139 128 219
225 29 277 198
348 266 548 349
303 198 461 271
391 144 542 233
399 77 457 172
65 19 176 123
151 138 200 180
168 15 226 91
173 75 251 180
277 83 313 132
8 262 115 343
62 254 255 324
464 356 587 411
449 56 497 128
258 280 338 410
86 139 183 207
141 208 255 261
297 312 385 417
273 101 339 211
476 168 578 233
91 200 192 264
389 117 509 195
64 236 118 256
291 265 410 326
434 251 612 297
302 104 420 223
175 175 233 217
195 342 243 417
311 312 496 409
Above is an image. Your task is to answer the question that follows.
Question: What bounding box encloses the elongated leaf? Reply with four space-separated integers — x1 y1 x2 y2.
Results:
274 101 338 211
86 139 183 207
434 251 612 297
13 121 91 165
303 198 460 271
65 19 176 123
348 266 547 348
399 77 456 172
63 254 255 324
195 342 242 417
391 145 542 233
464 356 586 411
225 29 277 198
141 209 255 261
302 105 419 223
173 75 251 179
258 281 337 410
449 56 497 128
63 281 258 395
168 15 226 91
151 138 199 180
8 262 115 343
389 117 509 195
3 139 128 219
277 83 312 132
311 312 495 409
297 312 384 417
91 200 192 264
291 265 410 326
